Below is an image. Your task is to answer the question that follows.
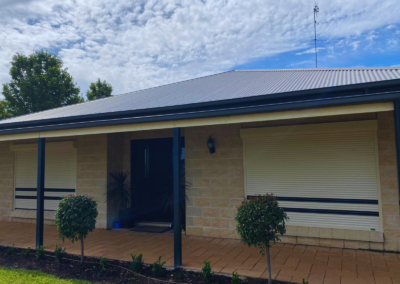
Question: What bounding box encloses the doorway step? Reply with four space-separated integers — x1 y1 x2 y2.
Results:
130 221 172 234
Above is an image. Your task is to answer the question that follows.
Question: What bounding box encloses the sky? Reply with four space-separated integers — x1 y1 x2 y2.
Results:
0 0 399 98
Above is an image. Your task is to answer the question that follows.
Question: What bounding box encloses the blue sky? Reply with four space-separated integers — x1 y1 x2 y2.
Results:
0 0 399 97
237 25 400 70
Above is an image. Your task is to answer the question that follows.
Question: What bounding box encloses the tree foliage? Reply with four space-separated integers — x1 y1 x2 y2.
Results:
86 78 113 101
235 194 287 284
0 101 11 120
1 51 83 117
236 194 288 255
55 195 98 263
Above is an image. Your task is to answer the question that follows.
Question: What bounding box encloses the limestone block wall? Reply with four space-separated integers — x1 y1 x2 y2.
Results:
377 111 400 251
0 141 14 222
77 134 108 229
185 124 243 239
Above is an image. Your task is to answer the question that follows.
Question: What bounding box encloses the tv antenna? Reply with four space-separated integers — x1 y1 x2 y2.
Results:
314 3 319 68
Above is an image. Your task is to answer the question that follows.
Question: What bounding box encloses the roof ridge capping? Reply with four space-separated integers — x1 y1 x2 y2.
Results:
235 67 400 72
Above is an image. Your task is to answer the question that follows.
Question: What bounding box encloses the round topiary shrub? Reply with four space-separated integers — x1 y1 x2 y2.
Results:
55 195 98 263
235 194 288 284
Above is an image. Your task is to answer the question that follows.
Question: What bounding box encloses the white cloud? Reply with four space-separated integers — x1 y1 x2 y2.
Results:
296 47 325 55
287 60 314 67
387 24 396 29
0 0 399 97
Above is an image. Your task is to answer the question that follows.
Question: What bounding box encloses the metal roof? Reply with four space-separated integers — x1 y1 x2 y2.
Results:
1 67 400 125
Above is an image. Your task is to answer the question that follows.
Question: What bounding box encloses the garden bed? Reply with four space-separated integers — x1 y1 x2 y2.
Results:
0 245 290 284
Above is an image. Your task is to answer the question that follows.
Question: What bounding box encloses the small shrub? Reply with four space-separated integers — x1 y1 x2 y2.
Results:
36 245 45 260
130 253 144 273
54 244 66 262
21 247 31 257
100 258 109 270
236 194 288 284
303 279 309 284
6 245 15 256
231 271 242 284
152 256 166 277
55 195 98 264
201 261 213 282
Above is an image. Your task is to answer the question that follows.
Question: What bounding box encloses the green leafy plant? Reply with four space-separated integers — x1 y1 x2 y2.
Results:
6 245 14 256
36 245 45 260
86 78 113 101
201 261 213 282
303 279 309 284
54 244 66 262
100 258 109 270
105 171 132 224
55 195 98 264
235 194 288 284
130 253 144 273
151 256 166 277
21 247 31 257
1 51 83 117
231 272 241 284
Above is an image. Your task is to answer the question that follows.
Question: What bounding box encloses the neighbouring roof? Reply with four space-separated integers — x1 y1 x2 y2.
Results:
1 67 400 126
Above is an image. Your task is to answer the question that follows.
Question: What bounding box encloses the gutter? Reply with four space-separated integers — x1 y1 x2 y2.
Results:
0 89 400 135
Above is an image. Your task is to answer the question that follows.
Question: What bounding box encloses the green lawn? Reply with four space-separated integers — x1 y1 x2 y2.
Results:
0 268 92 284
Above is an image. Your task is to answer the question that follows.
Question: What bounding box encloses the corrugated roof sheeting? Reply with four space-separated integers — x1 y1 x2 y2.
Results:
1 68 399 125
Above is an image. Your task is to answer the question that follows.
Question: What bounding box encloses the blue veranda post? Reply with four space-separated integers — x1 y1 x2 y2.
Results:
173 128 182 267
36 138 45 248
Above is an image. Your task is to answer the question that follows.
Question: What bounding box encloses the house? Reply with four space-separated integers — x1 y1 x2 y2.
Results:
0 68 400 267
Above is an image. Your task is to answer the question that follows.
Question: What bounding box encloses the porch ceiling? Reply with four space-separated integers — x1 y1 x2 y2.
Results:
0 102 393 142
0 221 399 283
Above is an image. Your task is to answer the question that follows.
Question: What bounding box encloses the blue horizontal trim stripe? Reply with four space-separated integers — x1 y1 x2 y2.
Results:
15 196 63 201
282 207 379 217
276 196 379 205
247 195 378 205
15 188 75 193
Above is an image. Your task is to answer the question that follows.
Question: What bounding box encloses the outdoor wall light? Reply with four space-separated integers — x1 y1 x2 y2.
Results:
207 136 215 154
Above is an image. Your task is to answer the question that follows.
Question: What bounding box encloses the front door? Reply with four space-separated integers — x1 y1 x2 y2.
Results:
130 137 178 224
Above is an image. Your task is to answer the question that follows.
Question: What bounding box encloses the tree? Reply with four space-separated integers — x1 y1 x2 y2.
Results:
0 101 11 120
235 194 288 284
86 78 113 101
1 51 83 117
55 195 98 264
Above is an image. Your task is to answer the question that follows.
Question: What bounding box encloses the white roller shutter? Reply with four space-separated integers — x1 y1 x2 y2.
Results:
14 142 77 211
241 120 382 232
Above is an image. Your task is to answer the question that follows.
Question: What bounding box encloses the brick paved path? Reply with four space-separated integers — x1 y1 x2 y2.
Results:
0 222 399 283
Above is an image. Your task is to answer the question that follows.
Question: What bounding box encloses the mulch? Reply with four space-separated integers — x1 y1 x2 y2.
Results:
0 245 289 283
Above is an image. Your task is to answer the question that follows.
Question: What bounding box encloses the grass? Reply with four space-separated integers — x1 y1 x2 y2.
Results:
0 268 92 284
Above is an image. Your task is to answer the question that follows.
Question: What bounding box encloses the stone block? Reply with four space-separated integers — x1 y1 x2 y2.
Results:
210 198 229 208
193 178 210 188
297 237 320 246
370 231 384 243
308 227 320 238
186 227 204 237
297 226 309 237
319 228 332 239
202 208 220 218
194 198 210 207
384 239 399 251
211 219 229 228
186 207 202 217
194 217 212 227
220 208 235 218
203 228 221 238
332 229 346 240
